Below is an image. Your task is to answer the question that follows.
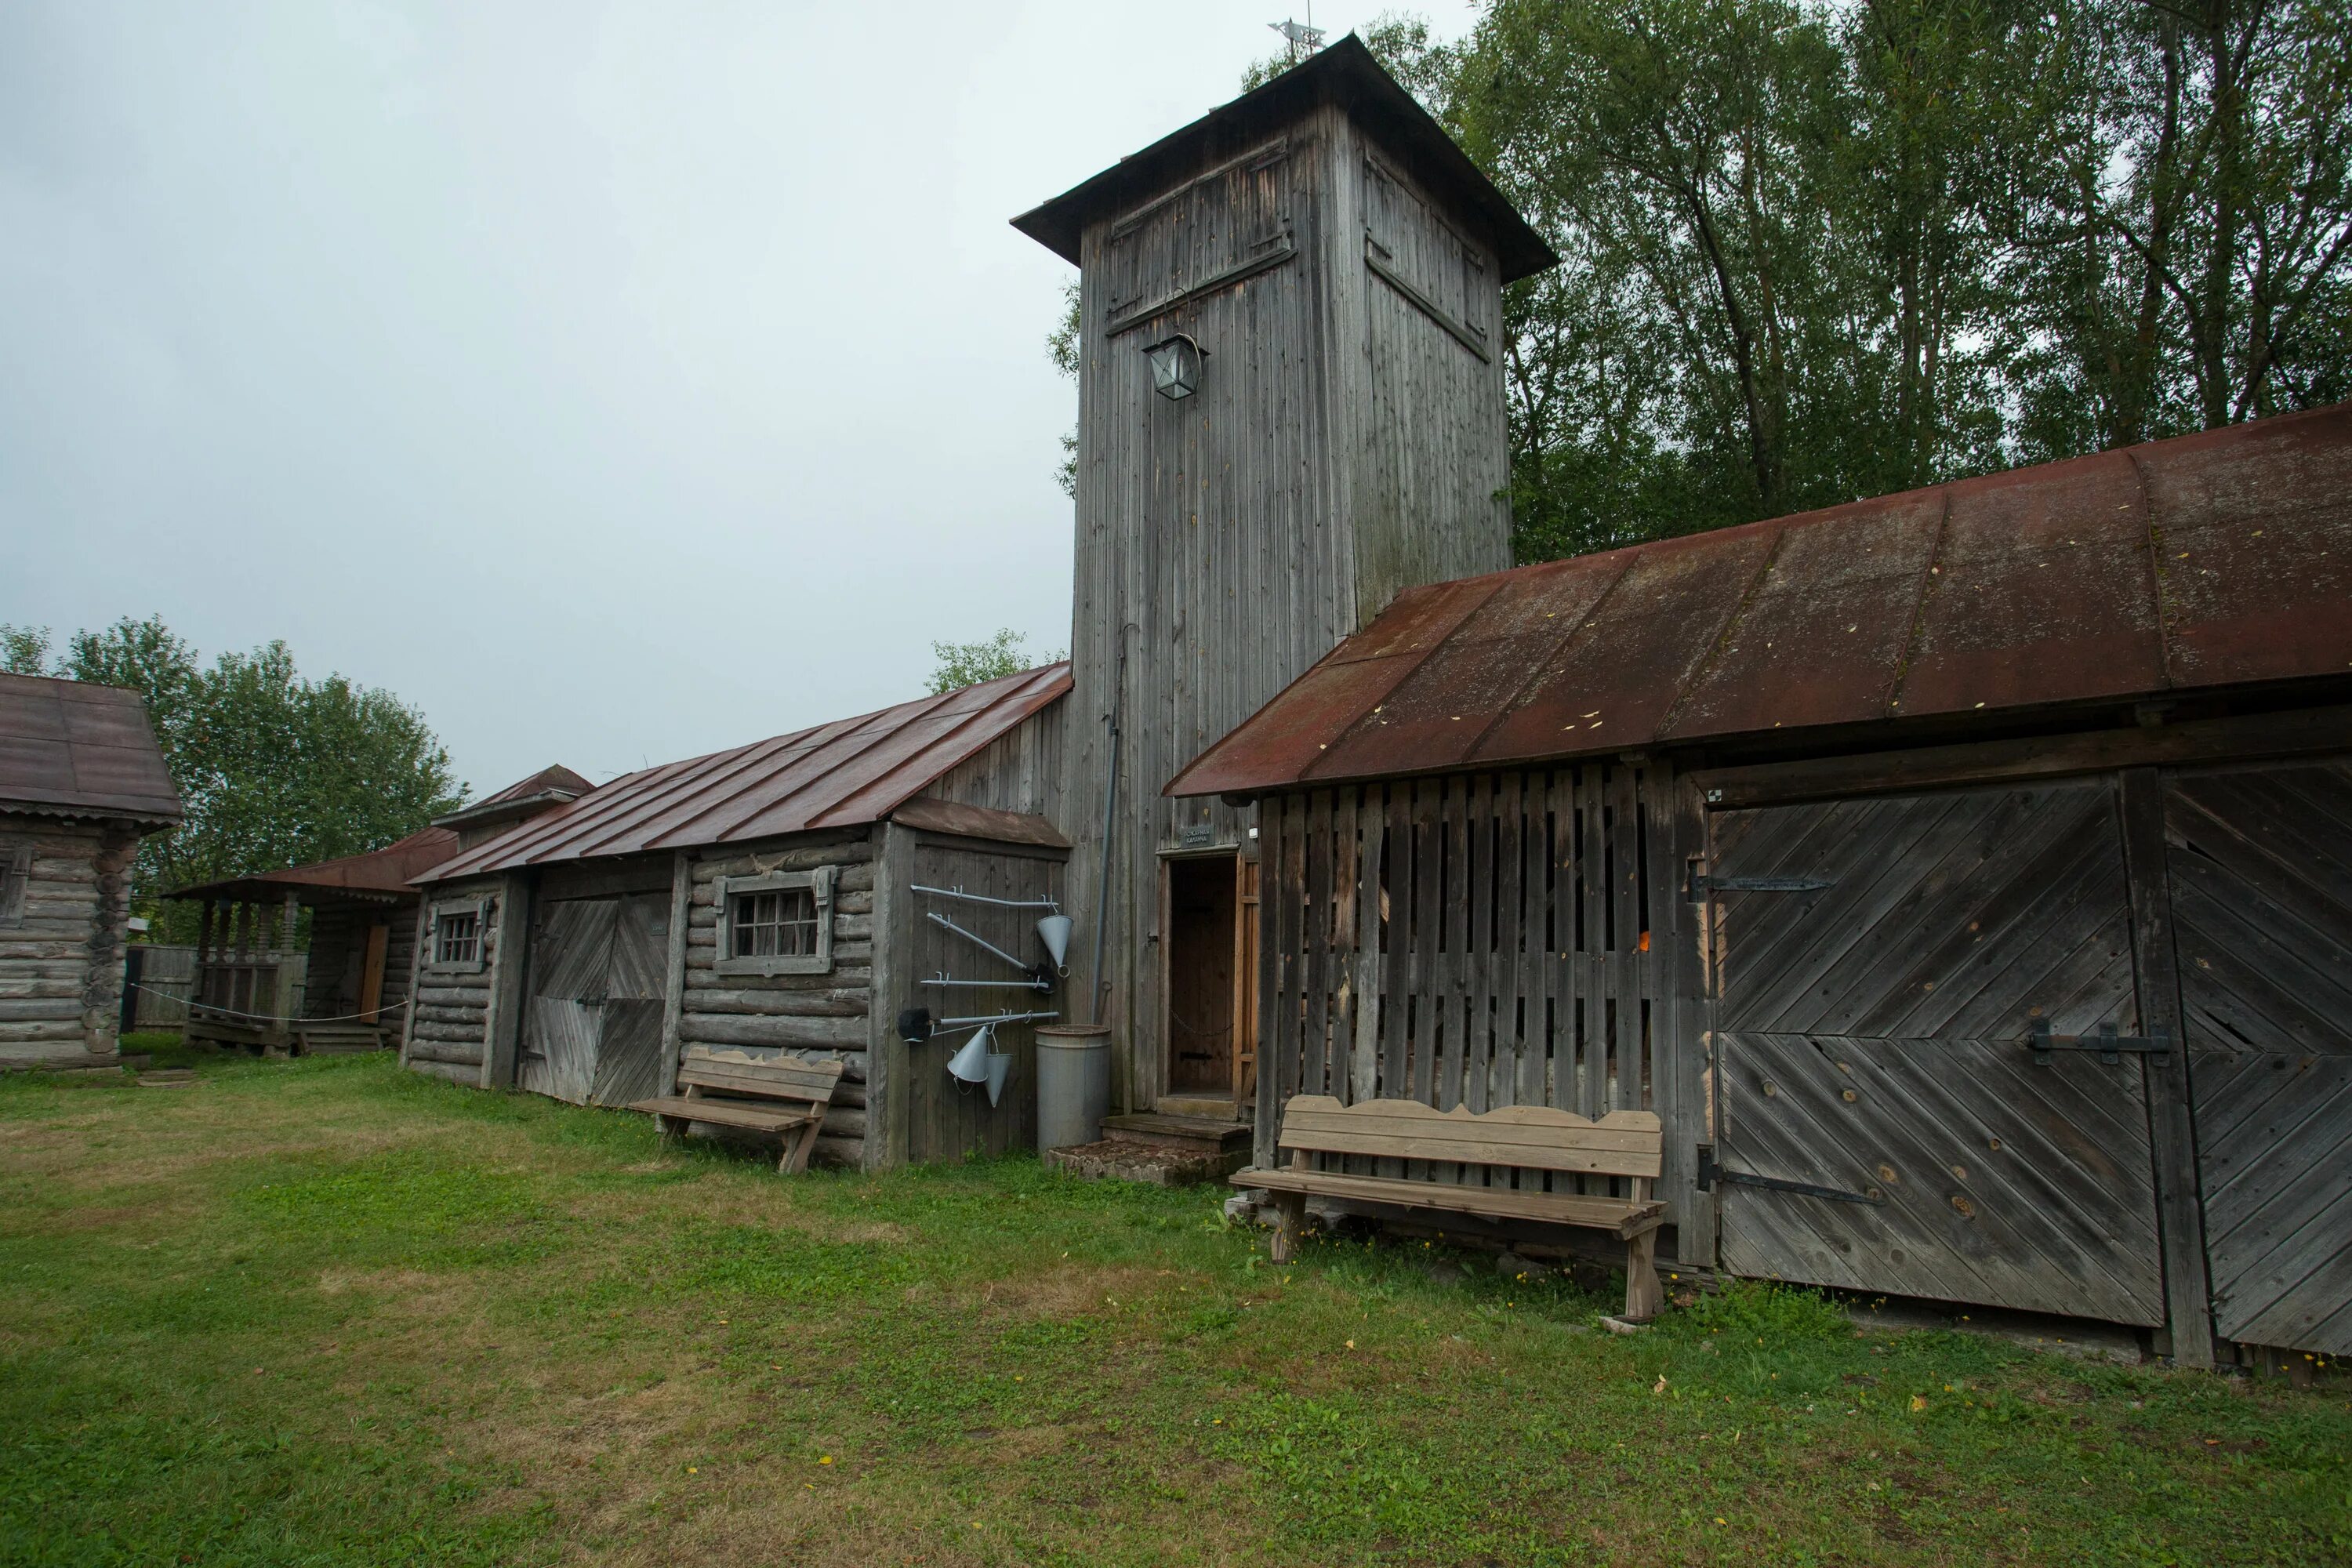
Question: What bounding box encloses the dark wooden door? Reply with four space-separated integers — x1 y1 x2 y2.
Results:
2165 760 2352 1356
1709 780 2168 1325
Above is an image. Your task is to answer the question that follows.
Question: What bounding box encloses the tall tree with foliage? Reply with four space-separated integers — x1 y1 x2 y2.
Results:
925 629 1062 695
2 616 465 938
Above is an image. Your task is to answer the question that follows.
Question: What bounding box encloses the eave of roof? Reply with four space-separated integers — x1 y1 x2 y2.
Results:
0 672 183 825
419 663 1073 882
1011 35 1558 284
1170 403 2352 797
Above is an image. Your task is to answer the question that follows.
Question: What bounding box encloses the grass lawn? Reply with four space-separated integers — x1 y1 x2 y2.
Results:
1 1047 2344 1567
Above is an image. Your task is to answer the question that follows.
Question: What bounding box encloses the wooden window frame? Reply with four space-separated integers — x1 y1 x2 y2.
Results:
426 897 489 973
0 840 29 927
713 866 835 977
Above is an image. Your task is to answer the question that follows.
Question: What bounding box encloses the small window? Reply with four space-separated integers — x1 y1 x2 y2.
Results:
0 841 28 927
713 865 835 977
428 898 489 972
731 886 818 960
434 909 479 966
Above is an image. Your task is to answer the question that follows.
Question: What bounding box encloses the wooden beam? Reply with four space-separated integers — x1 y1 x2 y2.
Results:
1693 703 2352 809
478 875 533 1091
2120 766 2216 1368
655 851 693 1102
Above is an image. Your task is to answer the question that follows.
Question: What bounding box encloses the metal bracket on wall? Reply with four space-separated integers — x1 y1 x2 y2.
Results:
2026 1018 2170 1067
1684 869 1835 901
1696 1145 1887 1206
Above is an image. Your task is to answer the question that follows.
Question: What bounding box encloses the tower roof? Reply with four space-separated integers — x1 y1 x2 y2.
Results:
1011 34 1558 285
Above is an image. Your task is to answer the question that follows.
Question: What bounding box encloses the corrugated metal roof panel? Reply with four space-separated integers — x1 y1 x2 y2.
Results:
1171 404 2352 797
0 673 182 823
421 663 1072 880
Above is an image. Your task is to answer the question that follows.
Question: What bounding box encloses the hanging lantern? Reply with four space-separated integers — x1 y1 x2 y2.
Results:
1143 333 1205 401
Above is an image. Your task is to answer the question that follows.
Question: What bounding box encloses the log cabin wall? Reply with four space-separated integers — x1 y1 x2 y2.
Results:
1250 764 1710 1262
0 811 142 1065
402 875 508 1085
871 826 1070 1169
681 830 876 1169
1062 101 1513 1112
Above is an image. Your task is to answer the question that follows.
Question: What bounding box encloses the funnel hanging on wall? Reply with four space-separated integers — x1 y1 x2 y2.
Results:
1036 914 1073 973
946 1024 993 1085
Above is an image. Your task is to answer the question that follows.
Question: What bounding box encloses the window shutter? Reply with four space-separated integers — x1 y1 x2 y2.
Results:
0 842 29 927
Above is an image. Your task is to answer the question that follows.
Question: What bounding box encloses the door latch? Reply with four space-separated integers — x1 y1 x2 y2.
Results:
1685 869 1835 902
1697 1145 1887 1206
2026 1019 2169 1067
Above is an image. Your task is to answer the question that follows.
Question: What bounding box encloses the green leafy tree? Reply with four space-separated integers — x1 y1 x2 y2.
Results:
1 624 52 675
1049 278 1080 498
926 630 1061 695
28 617 465 941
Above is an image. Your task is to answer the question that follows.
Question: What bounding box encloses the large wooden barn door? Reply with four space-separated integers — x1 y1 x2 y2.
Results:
2165 759 2352 1356
519 898 617 1103
1708 779 2168 1325
517 891 672 1107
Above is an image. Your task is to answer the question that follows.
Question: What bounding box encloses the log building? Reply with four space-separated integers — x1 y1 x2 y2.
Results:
165 765 586 1054
405 666 1071 1171
0 672 182 1069
1175 405 2352 1369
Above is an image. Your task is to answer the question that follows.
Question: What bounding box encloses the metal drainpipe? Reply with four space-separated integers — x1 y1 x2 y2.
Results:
1087 629 1133 1029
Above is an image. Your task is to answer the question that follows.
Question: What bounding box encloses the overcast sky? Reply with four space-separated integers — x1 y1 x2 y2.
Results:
2 2 1475 797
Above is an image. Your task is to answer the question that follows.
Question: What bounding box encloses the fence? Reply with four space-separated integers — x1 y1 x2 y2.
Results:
122 946 307 1032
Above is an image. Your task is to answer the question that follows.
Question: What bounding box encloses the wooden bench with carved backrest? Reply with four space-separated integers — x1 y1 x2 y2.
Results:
630 1046 844 1174
1236 1095 1669 1321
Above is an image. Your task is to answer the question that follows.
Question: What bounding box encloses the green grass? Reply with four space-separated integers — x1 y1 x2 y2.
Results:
0 1052 2343 1566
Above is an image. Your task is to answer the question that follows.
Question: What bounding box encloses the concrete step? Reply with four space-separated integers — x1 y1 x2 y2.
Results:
1101 1112 1251 1157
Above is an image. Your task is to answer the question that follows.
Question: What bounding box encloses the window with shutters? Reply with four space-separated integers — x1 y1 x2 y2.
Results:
713 866 836 977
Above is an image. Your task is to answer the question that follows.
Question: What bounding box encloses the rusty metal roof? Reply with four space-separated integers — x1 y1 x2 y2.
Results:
165 765 589 903
420 664 1073 880
1011 34 1558 285
0 672 182 825
1170 405 2352 797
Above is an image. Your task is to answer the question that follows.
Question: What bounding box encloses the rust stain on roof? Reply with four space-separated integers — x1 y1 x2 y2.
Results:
0 672 182 824
421 663 1072 881
1171 404 2352 798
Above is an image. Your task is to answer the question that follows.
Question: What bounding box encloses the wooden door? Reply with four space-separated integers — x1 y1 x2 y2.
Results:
1708 779 2167 1326
586 892 670 1108
358 923 390 1022
1234 856 1260 1103
519 898 619 1104
2165 760 2352 1356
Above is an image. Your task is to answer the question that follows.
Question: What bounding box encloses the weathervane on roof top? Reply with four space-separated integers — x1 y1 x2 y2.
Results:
1269 10 1325 67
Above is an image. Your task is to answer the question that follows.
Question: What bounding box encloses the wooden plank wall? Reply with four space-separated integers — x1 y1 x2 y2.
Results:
402 877 506 1084
927 699 1065 821
1063 102 1512 1112
681 830 875 1167
877 832 1069 1167
1252 764 1700 1243
0 812 141 1065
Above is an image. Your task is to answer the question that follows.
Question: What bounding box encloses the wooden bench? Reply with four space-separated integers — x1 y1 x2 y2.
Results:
630 1047 844 1174
1235 1094 1669 1321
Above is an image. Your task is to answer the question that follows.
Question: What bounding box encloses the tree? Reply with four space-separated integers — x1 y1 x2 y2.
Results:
1048 278 1080 499
20 617 466 940
1 624 51 675
926 630 1059 694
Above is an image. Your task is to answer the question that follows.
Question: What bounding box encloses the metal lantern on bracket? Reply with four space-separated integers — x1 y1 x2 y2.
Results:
1143 333 1205 401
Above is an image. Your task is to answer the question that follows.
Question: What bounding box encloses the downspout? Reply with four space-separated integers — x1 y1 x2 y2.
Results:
1087 626 1135 1028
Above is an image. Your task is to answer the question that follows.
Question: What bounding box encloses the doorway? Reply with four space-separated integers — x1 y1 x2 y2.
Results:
1163 852 1259 1108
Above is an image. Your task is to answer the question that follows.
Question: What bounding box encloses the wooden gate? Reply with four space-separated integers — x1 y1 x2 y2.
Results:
1709 780 2168 1325
2166 760 2352 1356
518 893 670 1106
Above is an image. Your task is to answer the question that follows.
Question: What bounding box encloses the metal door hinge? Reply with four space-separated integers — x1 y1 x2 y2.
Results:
1686 869 1835 901
1697 1145 1886 1206
2027 1019 2169 1067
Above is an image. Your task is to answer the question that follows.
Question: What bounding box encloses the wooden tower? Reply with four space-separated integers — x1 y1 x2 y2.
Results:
1012 38 1556 1116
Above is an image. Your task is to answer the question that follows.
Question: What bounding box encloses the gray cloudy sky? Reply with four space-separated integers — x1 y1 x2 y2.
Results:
2 2 1474 797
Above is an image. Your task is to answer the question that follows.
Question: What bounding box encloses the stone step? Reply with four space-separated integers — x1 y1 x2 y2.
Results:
1043 1138 1247 1187
1101 1112 1251 1156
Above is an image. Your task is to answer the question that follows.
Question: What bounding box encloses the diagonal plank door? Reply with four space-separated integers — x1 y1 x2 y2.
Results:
519 897 619 1105
2166 760 2352 1356
586 891 671 1109
1710 779 2167 1325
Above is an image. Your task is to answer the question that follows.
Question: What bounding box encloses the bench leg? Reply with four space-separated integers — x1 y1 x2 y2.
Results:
1268 1192 1307 1264
779 1119 820 1175
1622 1228 1663 1323
654 1114 679 1149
